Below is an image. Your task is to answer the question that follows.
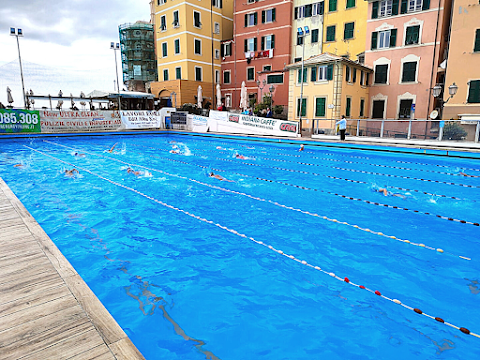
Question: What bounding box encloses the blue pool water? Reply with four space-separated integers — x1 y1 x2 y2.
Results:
1 134 480 359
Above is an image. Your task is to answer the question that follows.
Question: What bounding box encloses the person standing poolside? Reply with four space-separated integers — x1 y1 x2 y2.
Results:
336 116 347 141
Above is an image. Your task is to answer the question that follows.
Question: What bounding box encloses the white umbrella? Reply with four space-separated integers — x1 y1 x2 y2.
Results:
240 81 248 111
216 84 222 108
197 85 203 108
6 87 13 104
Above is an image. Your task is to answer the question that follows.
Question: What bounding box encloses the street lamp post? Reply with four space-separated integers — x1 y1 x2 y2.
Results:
432 83 458 141
269 84 275 107
297 26 310 136
10 28 26 108
256 79 266 105
110 42 122 111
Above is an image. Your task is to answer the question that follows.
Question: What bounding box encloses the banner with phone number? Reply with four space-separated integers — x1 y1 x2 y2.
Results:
0 109 41 133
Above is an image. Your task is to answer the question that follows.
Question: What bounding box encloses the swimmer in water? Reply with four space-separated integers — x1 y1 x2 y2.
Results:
299 144 305 151
170 149 180 154
459 172 479 178
209 172 233 182
107 143 118 153
14 164 25 168
127 167 141 176
65 168 79 177
235 154 246 159
74 152 85 157
376 187 406 199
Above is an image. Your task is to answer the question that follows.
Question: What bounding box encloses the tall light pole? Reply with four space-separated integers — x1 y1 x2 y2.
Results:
211 0 215 109
110 42 122 111
297 26 310 135
10 28 26 108
269 84 275 107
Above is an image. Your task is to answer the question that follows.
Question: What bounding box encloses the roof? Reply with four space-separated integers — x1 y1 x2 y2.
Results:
286 53 373 72
86 90 155 99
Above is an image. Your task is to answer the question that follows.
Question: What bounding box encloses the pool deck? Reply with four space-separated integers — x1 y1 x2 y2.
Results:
0 178 145 360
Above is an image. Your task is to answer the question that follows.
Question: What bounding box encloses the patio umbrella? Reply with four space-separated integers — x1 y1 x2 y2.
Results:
216 84 222 108
197 85 203 108
6 87 13 104
240 81 248 111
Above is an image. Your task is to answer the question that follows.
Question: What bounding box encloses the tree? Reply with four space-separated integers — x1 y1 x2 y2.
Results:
443 122 467 140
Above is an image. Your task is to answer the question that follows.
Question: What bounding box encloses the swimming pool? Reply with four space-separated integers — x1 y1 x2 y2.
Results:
1 133 479 359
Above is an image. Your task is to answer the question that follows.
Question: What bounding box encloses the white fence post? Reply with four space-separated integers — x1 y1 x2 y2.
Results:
380 120 384 138
407 120 412 140
356 119 360 136
476 121 480 143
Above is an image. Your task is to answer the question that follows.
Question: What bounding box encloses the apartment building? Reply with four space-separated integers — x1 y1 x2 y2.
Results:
291 1 325 63
221 0 293 110
365 0 452 124
150 0 233 107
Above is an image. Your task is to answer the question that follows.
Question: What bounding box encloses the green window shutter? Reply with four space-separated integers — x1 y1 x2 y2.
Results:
271 35 275 49
327 64 334 80
392 0 399 15
315 98 326 117
254 12 257 25
294 7 298 19
272 8 276 21
401 0 408 14
176 67 181 80
261 37 265 51
244 39 247 52
345 66 350 82
311 67 317 82
390 29 397 47
468 80 480 103
175 39 180 53
329 0 337 12
375 64 388 84
312 29 319 43
344 22 354 40
353 68 357 83
371 32 378 50
422 0 430 10
254 37 257 51
346 0 355 9
360 99 365 117
474 29 480 52
262 10 265 23
366 73 370 86
405 26 420 45
326 26 336 41
372 1 379 18
298 69 302 83
244 14 247 27
402 62 416 82
346 97 351 117
303 68 308 83
297 98 306 117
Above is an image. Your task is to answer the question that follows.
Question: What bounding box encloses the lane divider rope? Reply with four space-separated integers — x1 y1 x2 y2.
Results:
25 144 480 339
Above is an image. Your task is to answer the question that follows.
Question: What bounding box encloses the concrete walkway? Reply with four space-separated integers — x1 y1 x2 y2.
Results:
0 178 144 360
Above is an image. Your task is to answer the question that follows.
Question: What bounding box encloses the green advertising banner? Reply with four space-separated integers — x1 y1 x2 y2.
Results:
0 109 41 133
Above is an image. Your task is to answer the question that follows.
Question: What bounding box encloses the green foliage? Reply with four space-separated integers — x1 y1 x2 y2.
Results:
179 103 202 115
443 122 467 140
273 105 283 115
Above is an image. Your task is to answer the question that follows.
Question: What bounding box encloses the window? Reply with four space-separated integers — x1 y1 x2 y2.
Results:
194 11 201 28
326 26 336 41
311 29 319 43
298 68 308 83
371 29 397 50
346 0 355 9
475 29 480 52
176 67 182 80
468 80 480 103
379 0 393 16
374 64 388 84
399 99 413 119
311 67 317 82
247 0 255 3
158 0 166 4
401 0 429 13
162 42 168 57
294 57 302 63
223 43 232 57
372 100 385 118
315 98 326 117
378 30 390 49
195 66 202 81
305 4 313 17
373 0 399 18
267 74 283 83
223 71 231 84
408 0 422 12
215 49 220 59
214 22 220 34
263 65 272 71
161 15 166 31
405 25 420 45
360 99 365 117
345 66 351 82
174 39 180 54
194 39 201 55
344 22 354 40
163 69 169 81
247 67 255 81
313 2 325 15
262 9 276 23
245 13 257 27
297 34 304 45
346 97 352 117
216 70 220 84
244 38 257 52
173 11 179 27
262 35 275 50
360 70 365 85
297 98 307 117
294 6 305 19
329 0 337 12
402 61 417 82
318 66 328 80
212 0 223 9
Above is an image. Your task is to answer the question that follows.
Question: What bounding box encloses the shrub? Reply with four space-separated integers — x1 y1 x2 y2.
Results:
443 122 467 140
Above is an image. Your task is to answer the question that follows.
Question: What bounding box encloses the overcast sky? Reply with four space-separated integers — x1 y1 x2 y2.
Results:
0 0 151 107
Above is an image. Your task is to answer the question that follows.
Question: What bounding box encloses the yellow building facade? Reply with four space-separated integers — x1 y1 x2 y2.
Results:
150 0 233 107
286 53 372 135
322 0 368 61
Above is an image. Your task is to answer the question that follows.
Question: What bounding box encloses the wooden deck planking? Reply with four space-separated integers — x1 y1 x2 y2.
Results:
0 177 144 360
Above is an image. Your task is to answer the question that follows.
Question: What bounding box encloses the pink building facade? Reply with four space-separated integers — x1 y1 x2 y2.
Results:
365 0 452 123
221 0 293 110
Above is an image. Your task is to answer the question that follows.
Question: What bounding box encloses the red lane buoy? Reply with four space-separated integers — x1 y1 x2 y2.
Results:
344 277 350 283
375 290 381 296
460 327 471 335
435 317 445 323
359 285 366 289
414 308 423 314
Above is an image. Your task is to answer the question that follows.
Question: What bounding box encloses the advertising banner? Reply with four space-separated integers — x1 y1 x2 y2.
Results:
120 110 161 129
40 110 123 133
209 110 229 122
208 112 299 137
188 114 208 133
0 109 41 133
